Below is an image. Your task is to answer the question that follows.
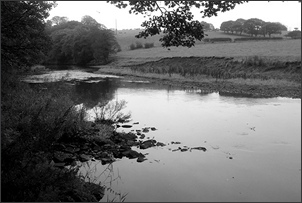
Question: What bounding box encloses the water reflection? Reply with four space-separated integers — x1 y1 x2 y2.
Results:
72 79 120 108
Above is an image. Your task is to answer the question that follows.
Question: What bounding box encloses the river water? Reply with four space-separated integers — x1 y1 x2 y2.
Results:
25 69 301 202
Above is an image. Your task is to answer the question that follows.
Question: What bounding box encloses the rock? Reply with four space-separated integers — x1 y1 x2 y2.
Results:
120 132 137 140
180 148 188 152
137 157 147 163
53 151 74 163
171 141 181 144
79 154 91 162
139 134 145 139
140 139 157 149
122 150 144 159
191 147 207 152
151 127 157 131
64 146 80 154
53 162 65 168
133 122 139 125
122 124 132 128
156 142 166 147
142 128 149 133
116 124 121 128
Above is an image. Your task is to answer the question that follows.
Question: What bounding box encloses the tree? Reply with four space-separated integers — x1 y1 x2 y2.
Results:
285 30 301 39
243 18 265 37
109 1 248 47
45 16 120 65
231 18 245 35
51 16 69 25
220 20 234 33
200 21 214 31
1 1 57 70
262 22 287 37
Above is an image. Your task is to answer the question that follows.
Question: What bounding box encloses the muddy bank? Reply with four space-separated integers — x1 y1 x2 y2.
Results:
96 56 301 98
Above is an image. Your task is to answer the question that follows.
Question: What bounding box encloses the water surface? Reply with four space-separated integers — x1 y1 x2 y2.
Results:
78 79 301 202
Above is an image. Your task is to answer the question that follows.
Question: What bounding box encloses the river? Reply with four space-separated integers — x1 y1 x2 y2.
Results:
25 68 301 202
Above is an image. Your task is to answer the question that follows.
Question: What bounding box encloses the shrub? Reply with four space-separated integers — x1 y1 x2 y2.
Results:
135 41 143 49
285 30 301 39
203 38 232 43
234 37 283 42
144 42 154 48
129 43 136 50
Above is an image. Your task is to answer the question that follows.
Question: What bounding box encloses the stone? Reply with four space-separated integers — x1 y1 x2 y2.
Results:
79 154 91 162
191 147 207 152
53 151 74 163
139 134 145 139
53 162 65 168
137 157 147 163
156 142 166 147
140 139 157 149
142 128 149 133
122 150 144 159
122 124 132 128
133 122 139 124
151 127 157 131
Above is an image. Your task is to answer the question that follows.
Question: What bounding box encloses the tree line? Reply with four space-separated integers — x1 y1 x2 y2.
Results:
220 18 288 37
44 15 120 65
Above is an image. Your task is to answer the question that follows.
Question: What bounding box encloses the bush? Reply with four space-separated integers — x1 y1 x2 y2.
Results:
129 43 136 50
203 38 232 43
144 42 154 48
285 30 301 39
234 37 283 42
135 41 143 49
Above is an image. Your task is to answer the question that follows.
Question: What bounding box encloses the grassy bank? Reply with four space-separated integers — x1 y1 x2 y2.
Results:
1 71 127 201
95 56 301 98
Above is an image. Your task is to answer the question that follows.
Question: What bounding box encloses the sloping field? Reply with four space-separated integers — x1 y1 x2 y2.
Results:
112 39 301 66
116 30 290 51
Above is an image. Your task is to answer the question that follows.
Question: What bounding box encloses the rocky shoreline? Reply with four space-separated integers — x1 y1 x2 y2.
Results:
51 122 207 168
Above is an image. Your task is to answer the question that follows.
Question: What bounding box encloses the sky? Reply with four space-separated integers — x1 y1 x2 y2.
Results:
47 1 301 31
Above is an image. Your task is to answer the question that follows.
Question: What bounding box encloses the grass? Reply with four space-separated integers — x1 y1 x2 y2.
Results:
96 55 301 89
115 30 291 51
1 70 130 202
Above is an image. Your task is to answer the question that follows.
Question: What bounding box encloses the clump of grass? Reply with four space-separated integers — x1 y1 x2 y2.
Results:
135 41 143 49
144 42 154 48
129 41 145 50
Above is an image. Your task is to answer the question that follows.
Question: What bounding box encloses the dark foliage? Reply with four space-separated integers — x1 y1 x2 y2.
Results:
1 1 56 70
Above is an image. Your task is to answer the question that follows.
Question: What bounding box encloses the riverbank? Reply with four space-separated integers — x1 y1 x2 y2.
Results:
94 56 301 99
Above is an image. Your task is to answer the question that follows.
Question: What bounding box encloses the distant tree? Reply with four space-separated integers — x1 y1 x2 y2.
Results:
51 16 69 25
109 1 248 47
285 30 301 39
1 1 56 70
262 22 287 37
81 15 106 29
231 18 246 35
200 21 214 31
243 18 265 37
220 20 235 33
45 16 120 65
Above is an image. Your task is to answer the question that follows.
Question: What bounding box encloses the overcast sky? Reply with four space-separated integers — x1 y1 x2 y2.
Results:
47 1 301 31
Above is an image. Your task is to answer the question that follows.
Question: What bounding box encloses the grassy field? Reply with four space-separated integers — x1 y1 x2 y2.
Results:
110 38 301 67
116 29 290 51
